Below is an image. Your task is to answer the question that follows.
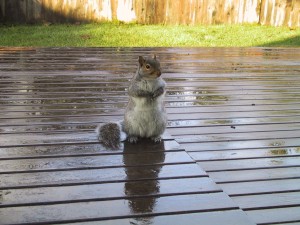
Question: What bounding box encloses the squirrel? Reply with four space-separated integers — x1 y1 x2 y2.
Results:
96 55 167 148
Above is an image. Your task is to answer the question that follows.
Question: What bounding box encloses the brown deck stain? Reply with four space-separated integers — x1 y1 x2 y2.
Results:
1 47 299 224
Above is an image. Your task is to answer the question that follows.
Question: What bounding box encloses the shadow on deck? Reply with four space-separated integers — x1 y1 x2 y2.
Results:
0 47 300 224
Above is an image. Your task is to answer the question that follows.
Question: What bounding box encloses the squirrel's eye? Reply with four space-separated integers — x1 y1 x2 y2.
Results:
145 64 151 69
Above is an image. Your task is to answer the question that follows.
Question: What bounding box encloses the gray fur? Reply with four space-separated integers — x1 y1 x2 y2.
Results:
97 55 167 147
96 122 122 149
123 56 167 143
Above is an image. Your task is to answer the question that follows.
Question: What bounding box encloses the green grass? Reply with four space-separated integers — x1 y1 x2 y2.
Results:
0 23 299 47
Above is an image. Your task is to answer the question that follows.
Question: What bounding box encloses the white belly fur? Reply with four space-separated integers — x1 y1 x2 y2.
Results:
125 95 166 138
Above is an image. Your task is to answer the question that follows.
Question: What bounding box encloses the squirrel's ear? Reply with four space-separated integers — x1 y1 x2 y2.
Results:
138 56 145 66
153 54 157 60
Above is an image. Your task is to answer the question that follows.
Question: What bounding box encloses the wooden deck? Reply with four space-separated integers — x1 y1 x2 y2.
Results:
0 47 299 225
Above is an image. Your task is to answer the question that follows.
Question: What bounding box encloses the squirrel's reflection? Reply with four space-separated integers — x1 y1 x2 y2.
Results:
123 139 166 220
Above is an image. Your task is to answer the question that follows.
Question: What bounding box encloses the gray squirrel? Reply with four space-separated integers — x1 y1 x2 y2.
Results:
96 55 167 148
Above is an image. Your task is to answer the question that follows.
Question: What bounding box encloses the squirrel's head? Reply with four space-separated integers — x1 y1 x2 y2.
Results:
138 55 162 80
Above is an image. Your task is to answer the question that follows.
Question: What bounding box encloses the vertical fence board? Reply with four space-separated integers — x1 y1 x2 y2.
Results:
242 0 261 24
260 0 300 27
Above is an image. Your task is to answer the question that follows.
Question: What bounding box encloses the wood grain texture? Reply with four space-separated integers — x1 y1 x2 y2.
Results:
0 193 238 224
0 0 298 27
1 47 299 224
59 210 257 225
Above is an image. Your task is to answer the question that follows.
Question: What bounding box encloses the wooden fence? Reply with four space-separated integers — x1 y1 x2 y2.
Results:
0 0 299 27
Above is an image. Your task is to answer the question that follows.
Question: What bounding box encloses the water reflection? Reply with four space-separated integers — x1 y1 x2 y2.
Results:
166 86 229 107
123 140 166 224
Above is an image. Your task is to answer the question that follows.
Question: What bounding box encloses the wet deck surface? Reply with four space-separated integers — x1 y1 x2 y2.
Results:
0 47 299 225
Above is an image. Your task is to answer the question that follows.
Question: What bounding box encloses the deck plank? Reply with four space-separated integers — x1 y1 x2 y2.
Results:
60 210 256 225
0 177 220 207
0 163 207 189
246 207 300 224
0 151 194 173
232 192 300 210
1 47 300 224
0 140 181 159
209 167 300 183
197 156 300 172
180 138 300 151
189 148 300 161
220 179 300 196
0 193 238 225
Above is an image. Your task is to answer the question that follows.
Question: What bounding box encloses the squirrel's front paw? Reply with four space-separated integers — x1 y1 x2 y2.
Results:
127 136 139 144
151 136 162 143
152 87 164 99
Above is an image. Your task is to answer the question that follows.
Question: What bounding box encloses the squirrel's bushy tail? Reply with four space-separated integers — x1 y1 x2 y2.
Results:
96 122 123 149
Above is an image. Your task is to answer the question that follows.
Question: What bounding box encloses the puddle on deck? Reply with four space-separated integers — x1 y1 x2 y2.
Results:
1 47 300 225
